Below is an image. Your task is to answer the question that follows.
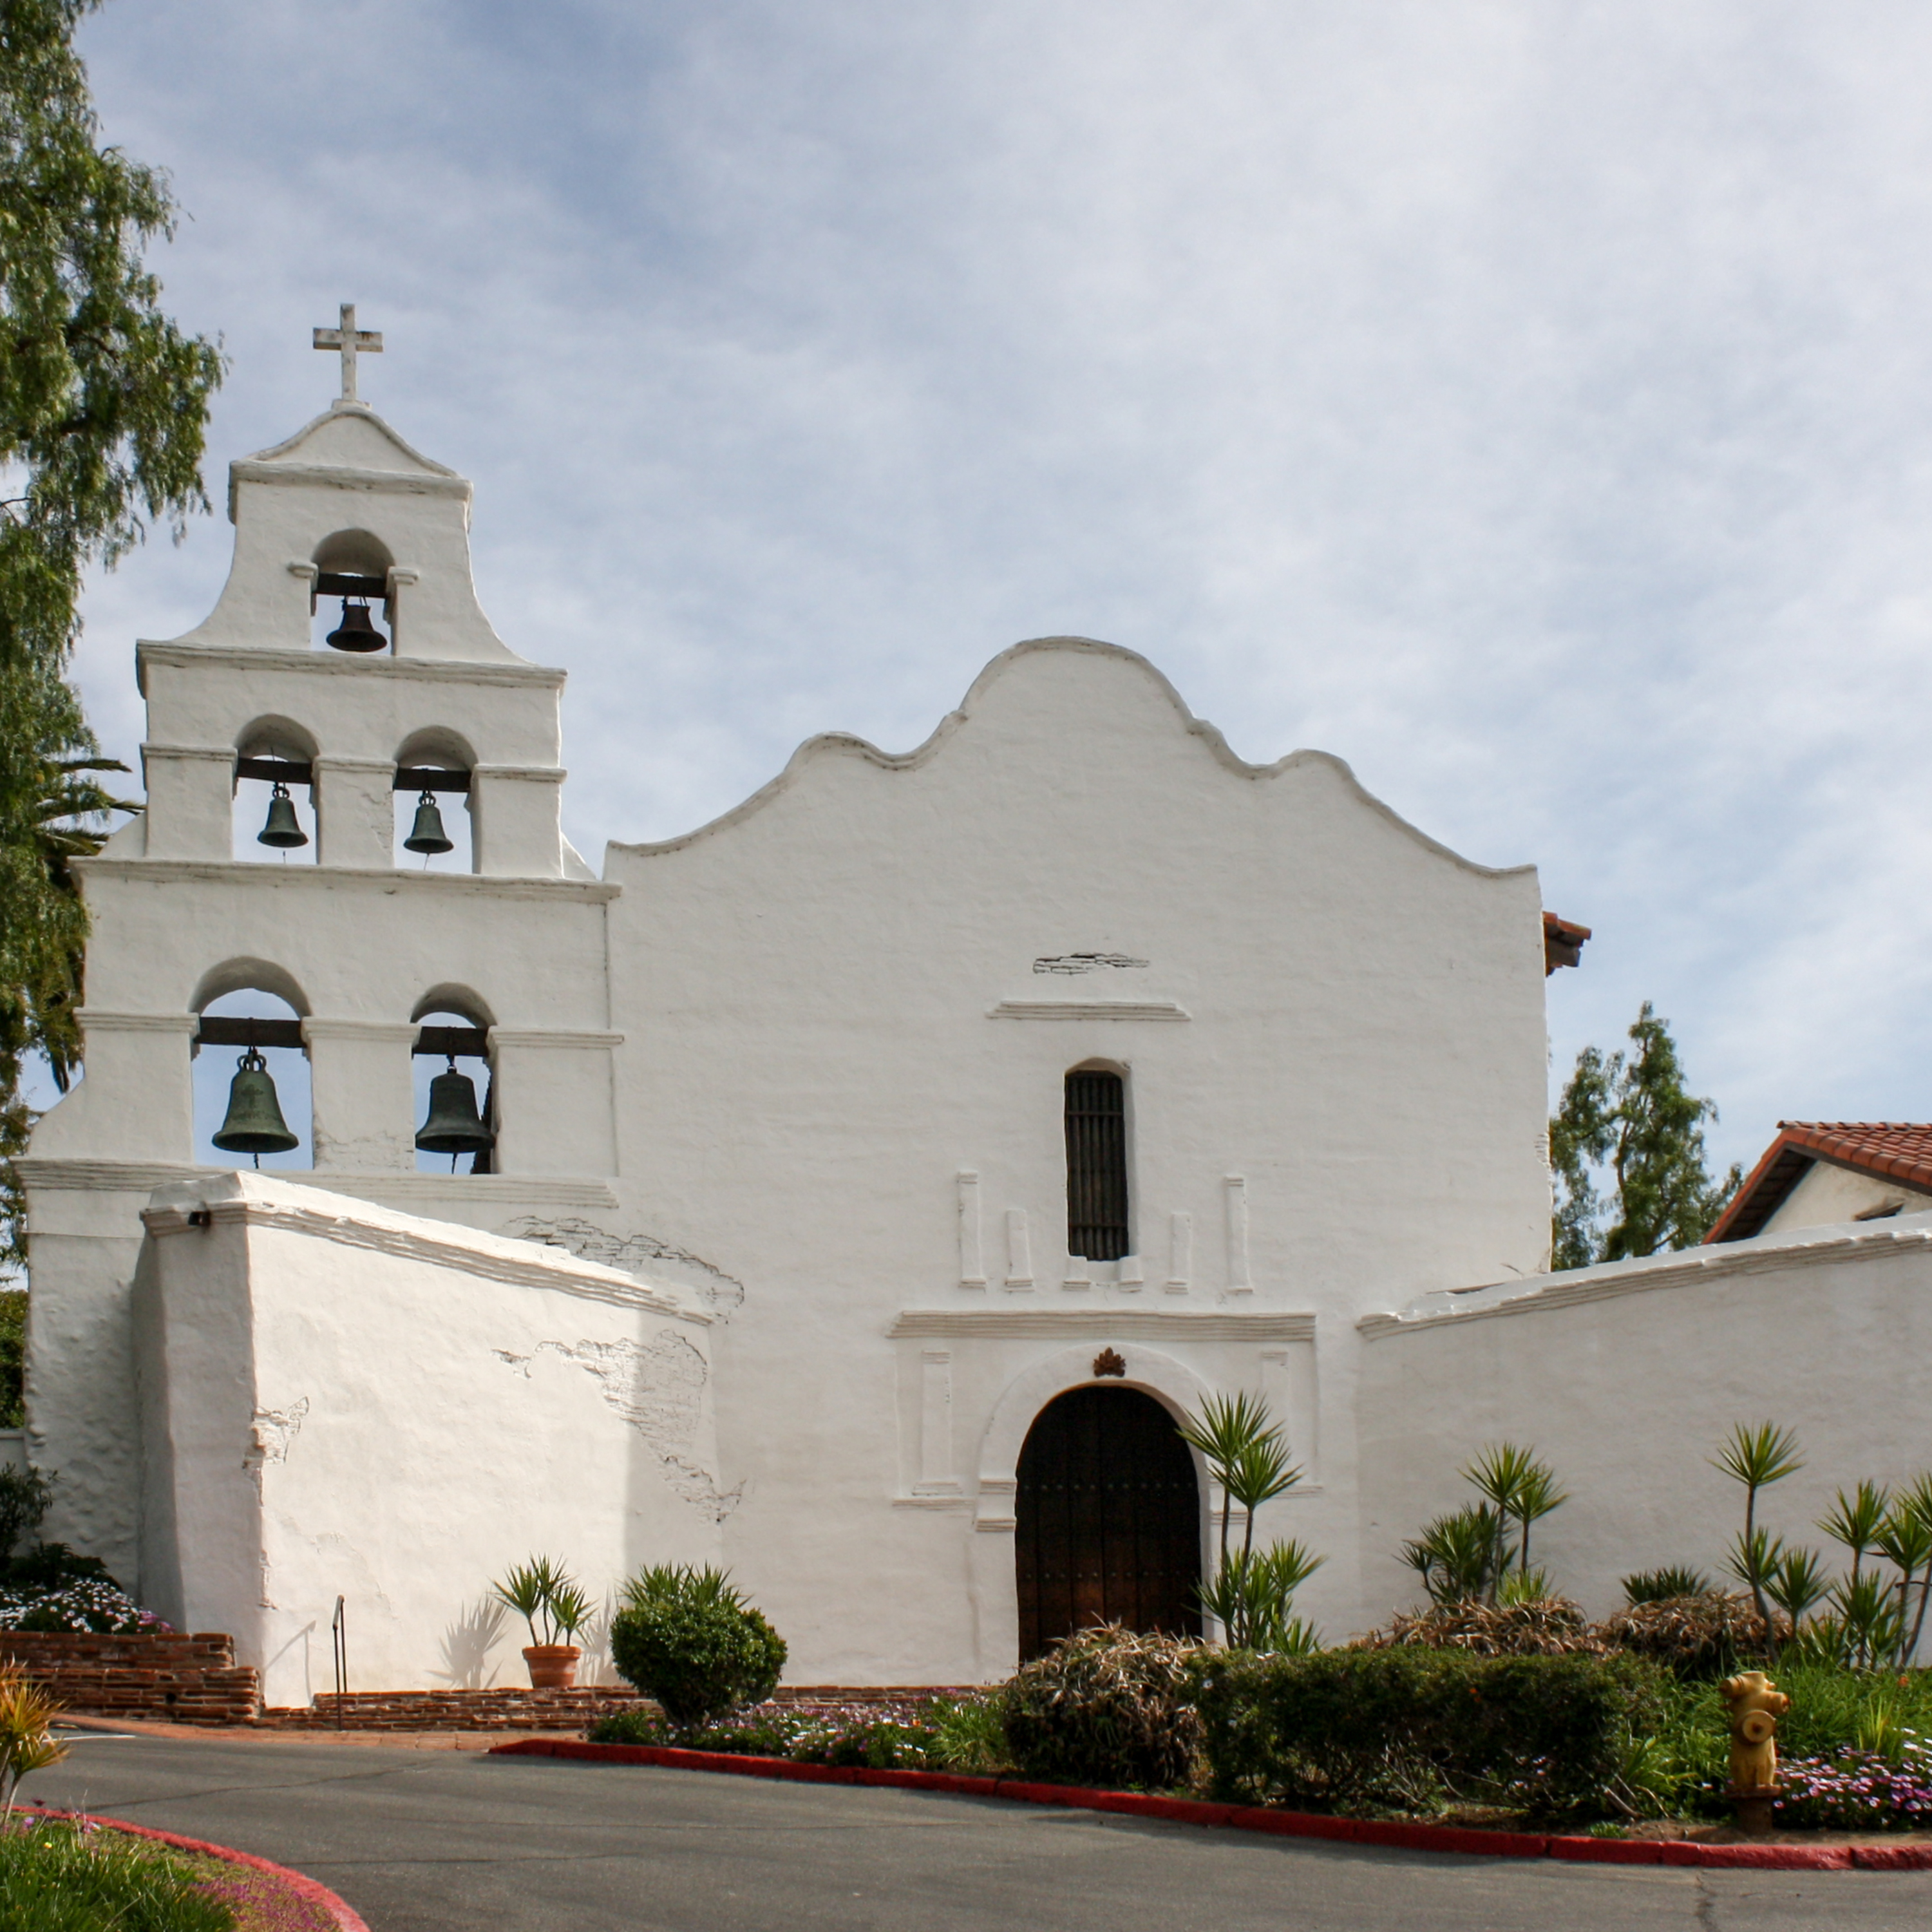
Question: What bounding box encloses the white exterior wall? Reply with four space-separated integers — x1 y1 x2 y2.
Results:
1759 1159 1932 1236
21 399 612 1592
25 388 1590 1692
135 1175 719 1705
602 639 1552 1680
1355 1216 1932 1634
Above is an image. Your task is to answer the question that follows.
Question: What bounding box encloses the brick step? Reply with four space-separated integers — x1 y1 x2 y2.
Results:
1 1632 261 1727
260 1686 648 1732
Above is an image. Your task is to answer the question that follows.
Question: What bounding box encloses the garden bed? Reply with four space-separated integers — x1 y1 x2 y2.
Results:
5 1808 368 1930
490 1736 1932 1870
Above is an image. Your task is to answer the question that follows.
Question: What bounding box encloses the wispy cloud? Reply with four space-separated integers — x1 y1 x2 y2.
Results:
66 1 1932 1171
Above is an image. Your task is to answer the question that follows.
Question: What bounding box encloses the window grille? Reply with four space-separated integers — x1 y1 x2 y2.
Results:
1066 1070 1130 1260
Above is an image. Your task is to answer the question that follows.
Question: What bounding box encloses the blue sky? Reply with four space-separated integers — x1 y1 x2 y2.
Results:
64 1 1932 1179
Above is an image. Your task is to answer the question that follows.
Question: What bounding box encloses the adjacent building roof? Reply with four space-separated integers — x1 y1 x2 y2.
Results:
1705 1122 1932 1244
1542 913 1591 976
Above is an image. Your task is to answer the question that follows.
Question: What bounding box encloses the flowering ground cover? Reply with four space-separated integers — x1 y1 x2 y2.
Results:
0 1577 171 1633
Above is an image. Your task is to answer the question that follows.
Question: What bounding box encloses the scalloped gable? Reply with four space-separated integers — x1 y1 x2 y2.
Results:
609 634 1532 884
245 404 456 476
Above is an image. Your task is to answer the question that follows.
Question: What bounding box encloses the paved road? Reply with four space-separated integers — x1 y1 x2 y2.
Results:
26 1732 1932 1931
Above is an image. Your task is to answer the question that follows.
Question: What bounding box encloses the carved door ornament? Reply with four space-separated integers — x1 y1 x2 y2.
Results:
1092 1348 1126 1378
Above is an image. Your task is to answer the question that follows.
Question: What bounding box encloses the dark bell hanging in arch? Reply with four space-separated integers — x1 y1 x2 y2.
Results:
326 597 385 652
211 1046 300 1165
257 780 308 849
416 1057 494 1165
403 789 453 855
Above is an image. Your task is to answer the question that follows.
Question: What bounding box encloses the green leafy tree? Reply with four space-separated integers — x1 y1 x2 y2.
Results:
0 0 223 1264
1549 1001 1741 1269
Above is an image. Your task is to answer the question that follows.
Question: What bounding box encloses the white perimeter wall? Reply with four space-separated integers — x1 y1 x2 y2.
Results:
134 1174 721 1704
1354 1215 1932 1634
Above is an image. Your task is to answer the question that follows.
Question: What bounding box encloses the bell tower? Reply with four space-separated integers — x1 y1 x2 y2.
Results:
22 312 623 1578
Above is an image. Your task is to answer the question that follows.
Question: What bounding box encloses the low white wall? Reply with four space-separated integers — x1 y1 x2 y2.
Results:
135 1173 722 1705
0 1428 23 1475
1354 1215 1932 1634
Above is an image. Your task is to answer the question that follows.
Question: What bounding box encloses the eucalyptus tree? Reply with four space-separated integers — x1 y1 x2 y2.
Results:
0 0 222 1262
1549 1002 1741 1270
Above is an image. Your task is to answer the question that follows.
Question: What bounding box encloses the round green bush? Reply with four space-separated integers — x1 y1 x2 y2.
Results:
608 1566 787 1728
1002 1624 1202 1791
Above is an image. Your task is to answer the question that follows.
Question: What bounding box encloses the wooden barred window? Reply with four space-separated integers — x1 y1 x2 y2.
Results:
1066 1069 1130 1261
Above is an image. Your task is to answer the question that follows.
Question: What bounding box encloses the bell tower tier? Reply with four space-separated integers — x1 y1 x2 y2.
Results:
21 324 623 1583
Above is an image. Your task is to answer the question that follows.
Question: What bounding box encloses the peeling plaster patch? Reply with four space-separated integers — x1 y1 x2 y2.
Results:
243 1397 310 1495
493 1349 532 1376
530 1334 744 1522
500 1216 745 1320
1032 953 1150 974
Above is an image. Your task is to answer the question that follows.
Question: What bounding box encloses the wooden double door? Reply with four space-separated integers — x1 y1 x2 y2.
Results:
1014 1385 1203 1660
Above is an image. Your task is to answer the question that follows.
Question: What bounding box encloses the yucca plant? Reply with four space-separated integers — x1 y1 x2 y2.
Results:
1766 1546 1830 1629
491 1554 585 1647
1710 1421 1803 1658
1403 1504 1508 1605
1620 1567 1709 1605
1873 1493 1932 1668
1464 1443 1568 1587
1400 1444 1567 1607
1178 1394 1320 1647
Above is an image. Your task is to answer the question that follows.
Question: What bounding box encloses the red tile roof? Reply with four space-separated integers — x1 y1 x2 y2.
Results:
1705 1122 1932 1243
1542 913 1591 976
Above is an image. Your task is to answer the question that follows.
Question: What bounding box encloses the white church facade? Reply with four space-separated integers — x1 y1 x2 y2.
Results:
19 341 1932 1705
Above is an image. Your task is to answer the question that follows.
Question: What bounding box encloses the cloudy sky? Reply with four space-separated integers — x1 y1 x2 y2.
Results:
65 1 1932 1177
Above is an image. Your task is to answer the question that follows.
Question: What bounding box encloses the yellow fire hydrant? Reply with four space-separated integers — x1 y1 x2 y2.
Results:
1719 1670 1790 1835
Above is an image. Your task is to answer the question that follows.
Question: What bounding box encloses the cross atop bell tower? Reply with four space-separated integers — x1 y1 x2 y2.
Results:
312 302 383 406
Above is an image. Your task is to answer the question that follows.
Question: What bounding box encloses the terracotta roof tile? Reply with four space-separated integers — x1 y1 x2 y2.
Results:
1705 1122 1932 1243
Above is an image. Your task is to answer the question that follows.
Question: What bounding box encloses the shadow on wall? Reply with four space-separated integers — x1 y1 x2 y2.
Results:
433 1596 510 1690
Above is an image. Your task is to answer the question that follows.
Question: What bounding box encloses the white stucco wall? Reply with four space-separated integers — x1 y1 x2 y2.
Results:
1354 1215 1932 1636
135 1174 721 1705
24 390 1579 1692
600 638 1553 1680
1758 1158 1932 1236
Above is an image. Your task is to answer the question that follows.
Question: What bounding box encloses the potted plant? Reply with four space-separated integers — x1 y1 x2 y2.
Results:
492 1555 594 1689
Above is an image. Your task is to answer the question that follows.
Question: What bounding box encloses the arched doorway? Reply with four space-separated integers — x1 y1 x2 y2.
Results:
1014 1385 1202 1660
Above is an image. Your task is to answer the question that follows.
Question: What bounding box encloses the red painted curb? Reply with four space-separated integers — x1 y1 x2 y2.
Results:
21 1805 372 1931
489 1736 1931 1871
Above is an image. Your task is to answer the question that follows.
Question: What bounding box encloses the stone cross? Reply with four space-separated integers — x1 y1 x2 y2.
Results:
312 303 383 405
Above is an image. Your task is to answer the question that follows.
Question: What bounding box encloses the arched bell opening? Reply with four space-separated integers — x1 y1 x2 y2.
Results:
230 717 318 866
391 729 475 873
309 529 395 653
191 981 312 1171
411 995 494 1175
1014 1385 1201 1661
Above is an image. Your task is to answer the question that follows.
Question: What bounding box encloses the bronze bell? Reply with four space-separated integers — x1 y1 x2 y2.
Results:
325 598 385 652
211 1047 300 1165
416 1057 494 1165
403 790 453 856
257 781 308 849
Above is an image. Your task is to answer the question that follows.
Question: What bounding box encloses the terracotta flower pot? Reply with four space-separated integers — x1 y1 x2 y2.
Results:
523 1644 581 1690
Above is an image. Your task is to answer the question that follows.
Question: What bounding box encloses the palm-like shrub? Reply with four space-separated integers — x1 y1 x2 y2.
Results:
1176 1394 1323 1647
608 1565 786 1728
1622 1566 1709 1605
1002 1624 1202 1791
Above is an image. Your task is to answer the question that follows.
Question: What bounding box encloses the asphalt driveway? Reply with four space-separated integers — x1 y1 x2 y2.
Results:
25 1730 1932 1931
